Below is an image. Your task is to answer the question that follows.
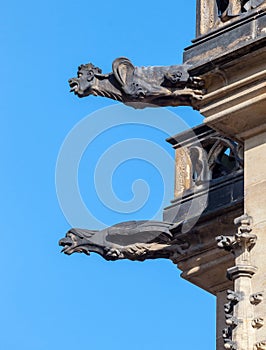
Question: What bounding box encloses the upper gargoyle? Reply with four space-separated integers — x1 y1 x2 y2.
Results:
68 57 205 109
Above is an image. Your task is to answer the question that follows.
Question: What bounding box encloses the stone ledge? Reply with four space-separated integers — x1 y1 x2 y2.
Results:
184 10 266 70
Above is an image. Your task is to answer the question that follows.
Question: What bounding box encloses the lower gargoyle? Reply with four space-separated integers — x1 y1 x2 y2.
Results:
59 220 190 261
68 57 204 109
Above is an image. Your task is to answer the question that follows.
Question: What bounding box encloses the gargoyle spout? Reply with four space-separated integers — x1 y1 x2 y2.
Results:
59 220 190 262
68 57 205 109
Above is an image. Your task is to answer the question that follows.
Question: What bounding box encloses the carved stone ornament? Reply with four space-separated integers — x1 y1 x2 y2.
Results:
170 127 244 199
68 57 205 109
223 290 241 349
252 318 264 329
59 221 190 261
223 326 233 340
216 214 257 253
217 214 259 349
224 289 242 314
226 316 239 327
224 339 237 350
254 341 266 350
250 292 264 305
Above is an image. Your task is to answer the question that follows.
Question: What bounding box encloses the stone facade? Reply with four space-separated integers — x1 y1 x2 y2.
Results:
61 2 266 349
188 2 266 349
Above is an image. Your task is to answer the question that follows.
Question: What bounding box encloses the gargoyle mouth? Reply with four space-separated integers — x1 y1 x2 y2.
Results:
59 236 74 255
59 229 92 255
68 79 79 93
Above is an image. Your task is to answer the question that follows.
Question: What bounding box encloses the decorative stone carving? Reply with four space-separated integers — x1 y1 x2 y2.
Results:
224 289 242 313
189 146 210 185
227 289 243 302
216 214 257 257
252 318 264 329
223 289 241 349
250 293 264 305
172 129 243 198
217 214 259 349
254 341 266 350
226 316 239 327
174 147 192 198
224 339 237 350
68 57 205 109
207 137 243 179
59 221 190 261
217 235 237 251
223 291 240 348
217 215 258 281
223 326 233 339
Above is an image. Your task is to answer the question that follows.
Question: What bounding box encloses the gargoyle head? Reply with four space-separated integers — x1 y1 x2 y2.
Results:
59 228 98 255
68 63 103 97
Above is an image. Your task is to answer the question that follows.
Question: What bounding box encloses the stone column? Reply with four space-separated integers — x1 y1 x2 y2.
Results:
165 125 244 350
217 215 258 350
245 133 266 349
201 61 266 349
184 6 266 349
196 0 217 36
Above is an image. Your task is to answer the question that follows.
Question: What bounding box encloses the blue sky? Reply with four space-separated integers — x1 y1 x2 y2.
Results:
1 1 215 349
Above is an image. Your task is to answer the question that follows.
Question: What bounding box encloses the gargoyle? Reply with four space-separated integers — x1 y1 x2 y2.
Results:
59 220 190 261
68 57 204 109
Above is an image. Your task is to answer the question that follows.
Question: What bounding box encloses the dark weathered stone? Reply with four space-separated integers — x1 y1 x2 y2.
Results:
68 57 205 109
197 0 265 37
184 9 266 71
59 221 189 261
164 124 244 224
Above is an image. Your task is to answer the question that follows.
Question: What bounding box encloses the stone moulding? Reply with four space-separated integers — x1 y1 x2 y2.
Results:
68 57 205 109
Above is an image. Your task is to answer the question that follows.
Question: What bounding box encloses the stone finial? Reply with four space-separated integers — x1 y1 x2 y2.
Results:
216 214 256 254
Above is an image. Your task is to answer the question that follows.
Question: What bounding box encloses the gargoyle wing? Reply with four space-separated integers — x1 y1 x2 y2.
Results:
104 220 174 246
112 57 135 88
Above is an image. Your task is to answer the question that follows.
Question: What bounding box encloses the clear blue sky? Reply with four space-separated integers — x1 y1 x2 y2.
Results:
1 1 215 349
